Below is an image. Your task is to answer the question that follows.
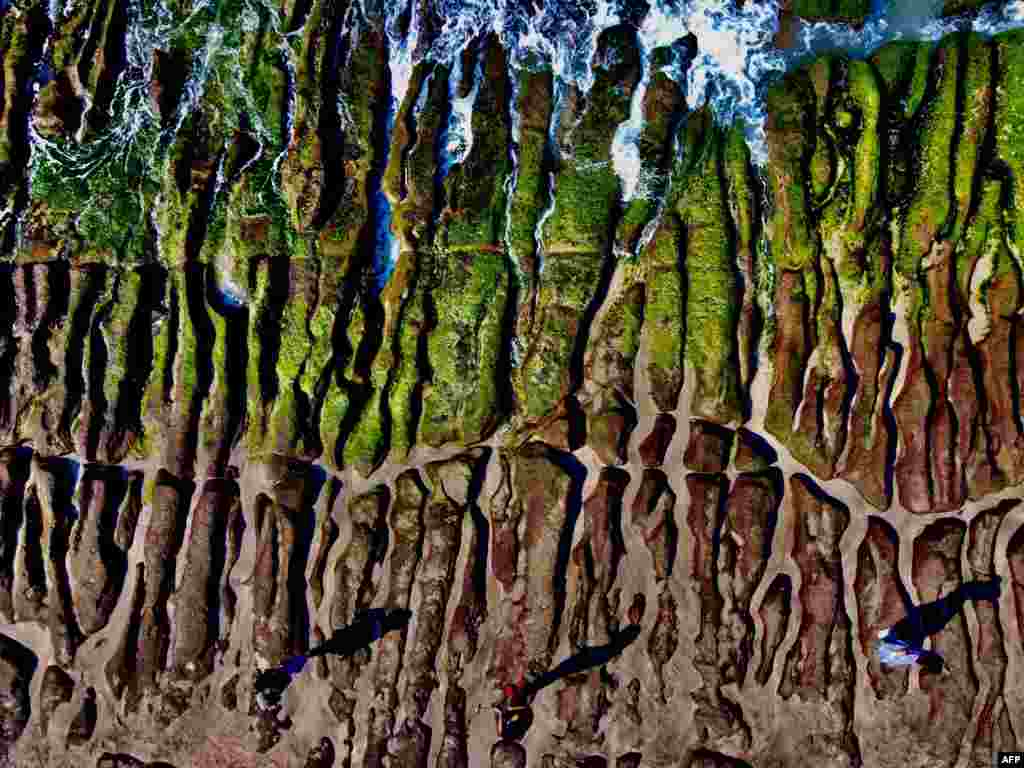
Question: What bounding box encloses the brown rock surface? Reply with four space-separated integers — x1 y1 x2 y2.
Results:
7 10 1024 768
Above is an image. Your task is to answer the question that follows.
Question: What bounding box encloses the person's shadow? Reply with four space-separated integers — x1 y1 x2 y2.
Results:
881 577 1001 672
253 608 412 709
496 624 642 741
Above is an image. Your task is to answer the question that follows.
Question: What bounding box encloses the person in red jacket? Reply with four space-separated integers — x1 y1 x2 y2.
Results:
495 598 645 741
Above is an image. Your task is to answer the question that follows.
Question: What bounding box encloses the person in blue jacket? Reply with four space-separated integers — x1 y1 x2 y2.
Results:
254 607 412 709
875 576 1001 673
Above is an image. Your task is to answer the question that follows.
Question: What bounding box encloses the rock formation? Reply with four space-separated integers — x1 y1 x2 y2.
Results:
0 0 1024 765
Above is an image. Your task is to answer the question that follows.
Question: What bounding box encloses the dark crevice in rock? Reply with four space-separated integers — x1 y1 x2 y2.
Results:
220 672 238 711
219 491 244 653
734 427 776 471
309 476 341 611
0 447 30 622
632 469 678 582
291 356 319 459
828 257 857 471
84 274 118 460
90 0 128 134
0 266 16 435
61 266 106 448
334 286 384 466
114 470 143 553
284 0 314 34
38 665 73 736
204 264 249 470
322 43 391 448
66 685 97 747
106 562 144 703
14 465 46 621
567 197 625 432
31 262 68 390
254 256 290 406
71 465 129 635
0 3 49 203
96 752 177 768
150 48 190 130
756 572 791 686
291 464 324 652
180 261 216 473
547 448 587 659
880 328 902 507
38 456 84 664
159 275 180 418
687 748 753 767
204 482 237 649
108 266 162 460
310 2 353 231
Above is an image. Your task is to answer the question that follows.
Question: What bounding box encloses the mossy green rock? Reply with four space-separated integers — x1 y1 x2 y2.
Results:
675 119 741 424
791 0 870 23
994 30 1024 256
422 37 514 447
897 36 959 277
765 71 819 272
514 25 640 429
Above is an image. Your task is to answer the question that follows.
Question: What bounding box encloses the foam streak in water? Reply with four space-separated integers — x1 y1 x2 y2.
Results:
385 0 422 109
533 77 564 278
443 43 484 178
503 70 524 367
611 3 690 202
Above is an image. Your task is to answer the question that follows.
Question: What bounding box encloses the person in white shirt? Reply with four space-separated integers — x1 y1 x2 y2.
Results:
875 576 1002 673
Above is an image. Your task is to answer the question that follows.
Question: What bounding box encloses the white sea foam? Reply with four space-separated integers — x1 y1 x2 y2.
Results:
444 44 484 175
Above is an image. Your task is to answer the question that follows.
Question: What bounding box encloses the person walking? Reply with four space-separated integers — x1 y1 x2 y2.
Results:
875 577 1001 673
254 607 412 709
495 601 644 742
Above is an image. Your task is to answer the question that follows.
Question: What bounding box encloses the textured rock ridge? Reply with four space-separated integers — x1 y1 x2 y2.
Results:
2 5 1024 767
